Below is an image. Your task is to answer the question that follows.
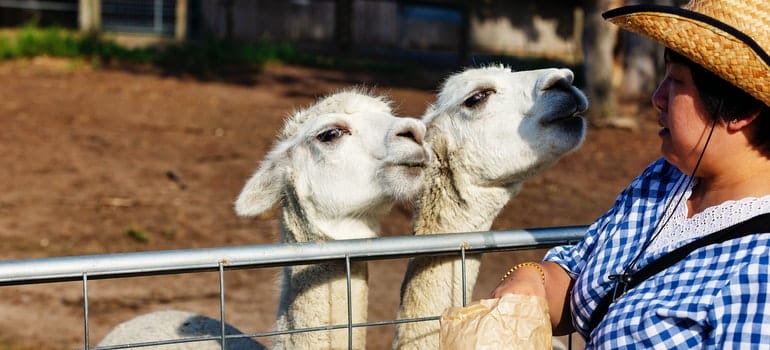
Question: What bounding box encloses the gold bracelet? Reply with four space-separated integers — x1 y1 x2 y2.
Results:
501 262 546 284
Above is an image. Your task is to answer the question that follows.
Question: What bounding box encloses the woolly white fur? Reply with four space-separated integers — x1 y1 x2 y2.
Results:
99 89 431 350
393 65 587 350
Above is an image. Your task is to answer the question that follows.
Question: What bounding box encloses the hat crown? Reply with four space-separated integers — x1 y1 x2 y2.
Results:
685 0 770 53
604 0 770 107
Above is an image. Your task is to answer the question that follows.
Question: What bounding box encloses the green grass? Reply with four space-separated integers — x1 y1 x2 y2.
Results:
0 339 38 350
0 25 301 76
0 24 422 80
125 225 179 244
125 226 150 244
0 24 579 86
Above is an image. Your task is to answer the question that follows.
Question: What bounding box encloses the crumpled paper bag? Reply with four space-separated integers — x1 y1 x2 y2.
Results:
439 293 551 350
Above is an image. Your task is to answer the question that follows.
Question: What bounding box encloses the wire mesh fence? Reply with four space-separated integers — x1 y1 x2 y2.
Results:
102 0 176 35
0 225 586 349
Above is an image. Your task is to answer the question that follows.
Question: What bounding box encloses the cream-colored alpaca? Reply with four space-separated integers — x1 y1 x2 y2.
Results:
235 89 430 350
98 90 431 350
98 310 263 350
393 66 588 350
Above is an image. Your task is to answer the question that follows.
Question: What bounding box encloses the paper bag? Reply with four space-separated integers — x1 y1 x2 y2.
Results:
439 293 551 350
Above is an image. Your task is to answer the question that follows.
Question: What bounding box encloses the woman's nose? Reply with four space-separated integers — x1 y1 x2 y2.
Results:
651 79 668 112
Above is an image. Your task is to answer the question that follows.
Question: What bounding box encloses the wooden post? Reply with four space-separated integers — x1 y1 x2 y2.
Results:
581 0 622 124
78 0 101 33
175 0 188 41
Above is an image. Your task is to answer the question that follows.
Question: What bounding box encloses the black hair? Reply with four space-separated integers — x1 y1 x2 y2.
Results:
665 48 770 153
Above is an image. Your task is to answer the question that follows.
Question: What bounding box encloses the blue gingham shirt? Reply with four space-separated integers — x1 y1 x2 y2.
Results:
545 158 770 349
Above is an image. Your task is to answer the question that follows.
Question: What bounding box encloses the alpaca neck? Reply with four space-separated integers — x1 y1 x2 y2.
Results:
393 136 523 350
279 182 381 242
273 187 372 350
414 143 522 235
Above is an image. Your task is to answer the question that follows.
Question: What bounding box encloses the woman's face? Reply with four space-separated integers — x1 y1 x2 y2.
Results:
651 62 715 173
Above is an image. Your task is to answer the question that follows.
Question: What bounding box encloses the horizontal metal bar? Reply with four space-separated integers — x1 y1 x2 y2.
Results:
0 226 586 286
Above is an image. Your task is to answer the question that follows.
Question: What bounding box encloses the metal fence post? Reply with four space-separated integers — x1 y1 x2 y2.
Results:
82 273 90 350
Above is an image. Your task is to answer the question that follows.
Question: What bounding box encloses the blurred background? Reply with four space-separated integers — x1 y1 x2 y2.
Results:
0 1 681 349
0 0 688 123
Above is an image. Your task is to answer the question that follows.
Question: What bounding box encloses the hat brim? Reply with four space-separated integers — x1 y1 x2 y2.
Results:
603 5 770 107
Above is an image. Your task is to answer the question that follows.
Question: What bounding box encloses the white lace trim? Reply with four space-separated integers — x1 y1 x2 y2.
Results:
648 179 770 253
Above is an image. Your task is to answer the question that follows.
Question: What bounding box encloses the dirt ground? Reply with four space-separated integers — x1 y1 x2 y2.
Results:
0 57 661 349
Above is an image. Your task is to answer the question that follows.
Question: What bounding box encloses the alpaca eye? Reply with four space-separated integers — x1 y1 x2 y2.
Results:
316 127 349 143
463 89 495 108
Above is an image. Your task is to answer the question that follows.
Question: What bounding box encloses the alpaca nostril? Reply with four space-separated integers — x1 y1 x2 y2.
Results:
398 131 418 144
541 76 571 92
540 70 575 92
399 123 426 145
394 119 426 145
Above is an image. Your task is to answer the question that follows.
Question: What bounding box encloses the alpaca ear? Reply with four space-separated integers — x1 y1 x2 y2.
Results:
234 160 284 217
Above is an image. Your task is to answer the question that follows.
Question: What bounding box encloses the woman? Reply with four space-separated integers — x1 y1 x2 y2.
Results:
492 0 770 348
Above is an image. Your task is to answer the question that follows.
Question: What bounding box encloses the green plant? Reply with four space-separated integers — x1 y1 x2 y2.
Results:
0 36 17 59
0 24 426 77
77 33 154 63
126 226 150 243
15 25 79 57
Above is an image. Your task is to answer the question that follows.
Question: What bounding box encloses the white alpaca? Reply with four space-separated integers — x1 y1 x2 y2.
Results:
234 89 430 350
98 89 431 350
392 66 588 350
99 310 264 350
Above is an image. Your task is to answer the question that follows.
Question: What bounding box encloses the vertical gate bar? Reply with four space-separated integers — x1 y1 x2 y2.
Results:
219 261 226 350
345 255 352 350
460 245 467 306
82 273 90 350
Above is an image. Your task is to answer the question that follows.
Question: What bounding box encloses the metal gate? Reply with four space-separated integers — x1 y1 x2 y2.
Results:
0 226 586 349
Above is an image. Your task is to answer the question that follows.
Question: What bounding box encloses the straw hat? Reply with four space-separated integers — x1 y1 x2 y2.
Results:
603 0 770 107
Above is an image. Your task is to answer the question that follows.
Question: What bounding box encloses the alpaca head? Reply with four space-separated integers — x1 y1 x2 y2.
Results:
423 65 587 187
234 89 431 238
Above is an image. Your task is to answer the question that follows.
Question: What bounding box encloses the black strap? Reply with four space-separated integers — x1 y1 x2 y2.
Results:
588 212 770 333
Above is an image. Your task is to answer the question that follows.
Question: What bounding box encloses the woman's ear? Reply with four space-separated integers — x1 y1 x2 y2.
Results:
726 111 759 133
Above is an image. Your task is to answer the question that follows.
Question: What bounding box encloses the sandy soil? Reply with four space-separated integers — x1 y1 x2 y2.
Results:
0 57 661 349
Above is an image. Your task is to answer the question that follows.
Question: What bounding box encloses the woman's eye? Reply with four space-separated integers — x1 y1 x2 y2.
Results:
463 89 495 108
316 127 349 143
